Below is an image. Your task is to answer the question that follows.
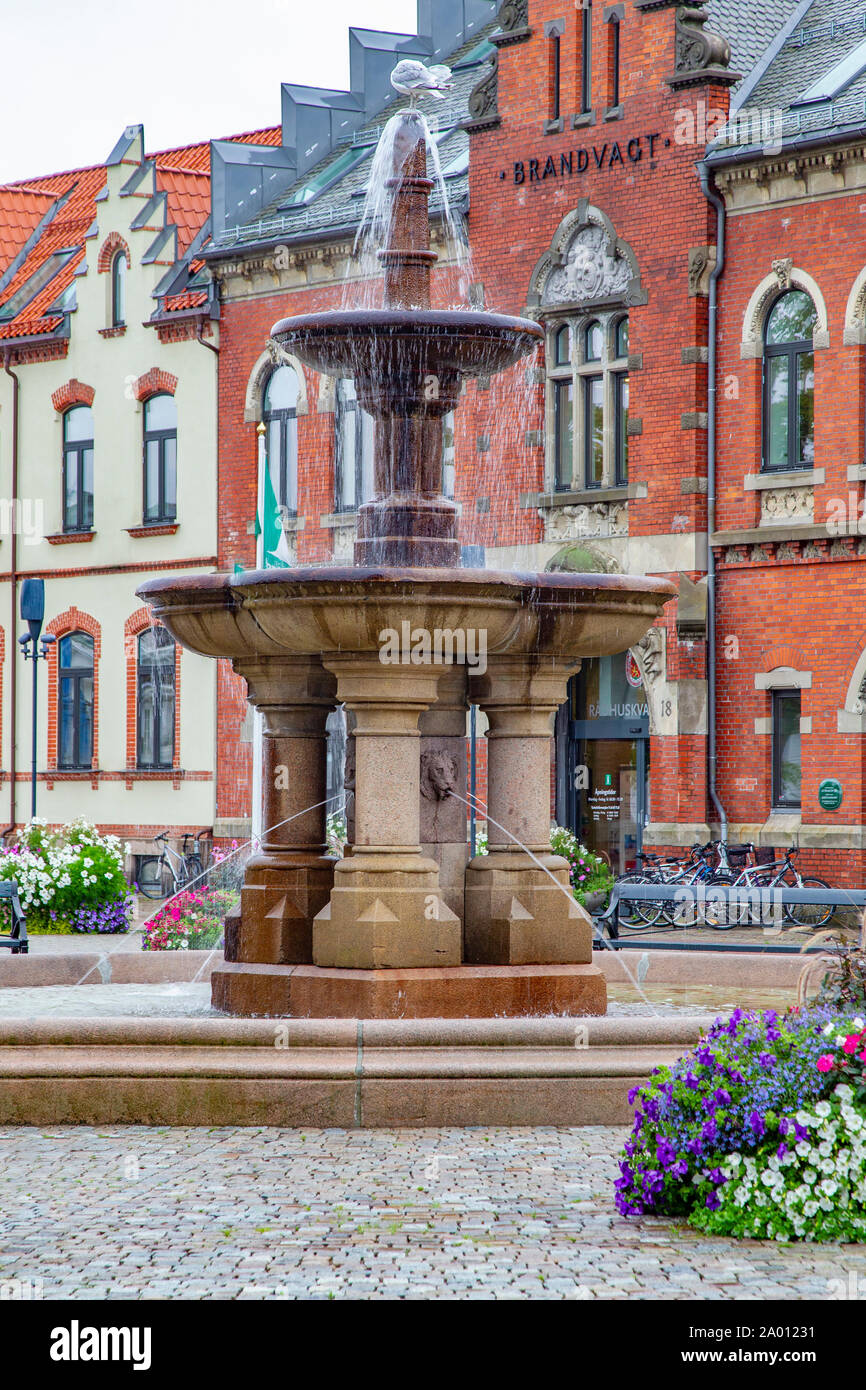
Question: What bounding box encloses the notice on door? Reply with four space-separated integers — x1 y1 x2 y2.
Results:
588 775 622 823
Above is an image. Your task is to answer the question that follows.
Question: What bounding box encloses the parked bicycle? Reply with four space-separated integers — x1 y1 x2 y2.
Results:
613 841 835 932
136 830 211 900
704 846 833 930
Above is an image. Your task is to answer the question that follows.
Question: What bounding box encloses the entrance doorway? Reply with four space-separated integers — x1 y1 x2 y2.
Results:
555 653 649 875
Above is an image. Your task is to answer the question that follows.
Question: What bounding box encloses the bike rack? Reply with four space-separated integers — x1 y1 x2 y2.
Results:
598 882 866 946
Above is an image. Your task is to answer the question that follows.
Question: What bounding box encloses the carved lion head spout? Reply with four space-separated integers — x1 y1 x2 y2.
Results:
420 750 459 802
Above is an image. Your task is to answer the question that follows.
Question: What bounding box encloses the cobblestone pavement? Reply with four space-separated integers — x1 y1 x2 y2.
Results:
2 1126 865 1300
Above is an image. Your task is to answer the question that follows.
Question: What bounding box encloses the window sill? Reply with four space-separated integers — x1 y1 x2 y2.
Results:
571 110 596 129
544 117 565 135
46 530 95 545
522 482 646 508
712 523 829 547
320 512 359 528
744 468 824 491
603 104 624 122
127 523 179 538
98 325 126 339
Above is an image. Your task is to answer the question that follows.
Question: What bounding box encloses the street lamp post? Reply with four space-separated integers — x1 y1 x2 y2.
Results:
19 578 56 822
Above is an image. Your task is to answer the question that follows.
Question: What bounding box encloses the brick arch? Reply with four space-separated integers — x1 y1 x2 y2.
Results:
124 607 181 771
97 233 131 274
45 607 101 771
132 368 178 403
51 379 95 413
758 645 805 674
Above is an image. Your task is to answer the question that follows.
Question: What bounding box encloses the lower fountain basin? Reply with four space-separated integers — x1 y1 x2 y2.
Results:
138 566 676 665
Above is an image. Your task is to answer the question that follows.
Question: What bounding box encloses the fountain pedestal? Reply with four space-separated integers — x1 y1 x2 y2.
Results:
218 658 335 973
465 659 598 973
312 657 461 968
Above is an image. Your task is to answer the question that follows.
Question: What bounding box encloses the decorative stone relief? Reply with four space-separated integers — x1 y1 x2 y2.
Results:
332 521 356 562
670 4 737 88
496 0 529 36
542 225 633 308
688 246 715 297
803 541 822 559
760 487 814 525
466 51 499 130
633 626 664 685
772 256 794 290
543 501 628 542
830 539 852 559
856 674 866 714
776 543 798 563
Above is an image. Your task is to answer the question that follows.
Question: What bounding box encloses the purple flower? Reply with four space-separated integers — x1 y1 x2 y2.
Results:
748 1110 765 1140
705 1191 722 1212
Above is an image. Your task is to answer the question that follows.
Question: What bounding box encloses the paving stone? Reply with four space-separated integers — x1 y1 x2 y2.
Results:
2 1125 865 1299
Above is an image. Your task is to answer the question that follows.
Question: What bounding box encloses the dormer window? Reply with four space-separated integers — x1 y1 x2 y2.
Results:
111 252 127 328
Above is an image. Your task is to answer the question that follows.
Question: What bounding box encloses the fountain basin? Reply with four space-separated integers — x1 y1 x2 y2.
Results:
270 310 544 411
138 566 676 664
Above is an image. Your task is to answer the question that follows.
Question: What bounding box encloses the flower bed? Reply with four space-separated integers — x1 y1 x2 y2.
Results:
141 887 239 951
616 1002 866 1242
0 817 132 934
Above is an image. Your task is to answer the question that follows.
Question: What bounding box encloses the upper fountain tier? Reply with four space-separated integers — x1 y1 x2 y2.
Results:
269 107 543 569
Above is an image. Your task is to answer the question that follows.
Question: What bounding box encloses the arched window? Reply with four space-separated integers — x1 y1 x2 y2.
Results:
137 626 175 769
62 406 94 532
549 312 629 491
263 366 298 515
143 394 177 524
58 632 94 769
111 252 127 328
763 290 816 472
334 378 374 511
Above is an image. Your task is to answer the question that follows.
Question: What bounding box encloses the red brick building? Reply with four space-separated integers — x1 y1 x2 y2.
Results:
206 0 866 885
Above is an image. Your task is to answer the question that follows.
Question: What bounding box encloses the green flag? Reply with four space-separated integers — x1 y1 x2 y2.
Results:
259 461 291 568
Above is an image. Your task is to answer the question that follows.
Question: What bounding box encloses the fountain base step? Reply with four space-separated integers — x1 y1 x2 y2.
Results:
0 1016 704 1127
210 961 607 1019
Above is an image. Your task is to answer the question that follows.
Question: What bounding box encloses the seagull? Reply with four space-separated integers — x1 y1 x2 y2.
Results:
390 60 453 105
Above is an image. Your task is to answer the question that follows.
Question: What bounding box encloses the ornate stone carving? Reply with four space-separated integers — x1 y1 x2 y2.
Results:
466 51 499 131
496 0 529 36
670 4 738 89
855 674 866 715
633 627 664 686
803 541 822 559
760 487 814 526
420 751 459 802
542 226 632 308
772 256 794 290
688 246 715 297
543 501 629 542
776 543 798 563
332 521 356 562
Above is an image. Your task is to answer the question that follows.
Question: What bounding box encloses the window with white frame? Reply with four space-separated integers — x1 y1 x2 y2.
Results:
547 312 629 492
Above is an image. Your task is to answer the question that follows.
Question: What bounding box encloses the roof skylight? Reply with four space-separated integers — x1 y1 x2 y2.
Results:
792 37 866 106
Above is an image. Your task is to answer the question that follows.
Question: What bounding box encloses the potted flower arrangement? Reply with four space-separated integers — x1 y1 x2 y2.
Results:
0 817 133 934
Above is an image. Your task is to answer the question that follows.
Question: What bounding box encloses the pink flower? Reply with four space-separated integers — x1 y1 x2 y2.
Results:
843 1035 861 1055
817 1054 835 1073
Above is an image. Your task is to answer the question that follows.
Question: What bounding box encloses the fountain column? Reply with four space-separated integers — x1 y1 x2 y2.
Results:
464 656 594 966
313 656 461 968
222 657 337 968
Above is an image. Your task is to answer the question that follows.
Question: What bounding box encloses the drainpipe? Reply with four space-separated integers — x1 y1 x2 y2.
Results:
2 350 18 838
697 160 728 842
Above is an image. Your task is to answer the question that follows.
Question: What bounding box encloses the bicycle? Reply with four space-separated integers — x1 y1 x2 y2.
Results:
704 846 833 930
136 829 210 900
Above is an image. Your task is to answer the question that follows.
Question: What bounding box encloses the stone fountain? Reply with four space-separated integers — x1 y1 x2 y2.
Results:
139 106 675 1019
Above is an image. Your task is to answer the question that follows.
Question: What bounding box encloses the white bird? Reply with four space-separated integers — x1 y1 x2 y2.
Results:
390 60 453 105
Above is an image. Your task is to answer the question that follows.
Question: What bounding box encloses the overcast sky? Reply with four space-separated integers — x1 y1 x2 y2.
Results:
0 0 418 183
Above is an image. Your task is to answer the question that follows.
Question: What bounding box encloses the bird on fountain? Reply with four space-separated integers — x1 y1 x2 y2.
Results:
390 60 454 105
